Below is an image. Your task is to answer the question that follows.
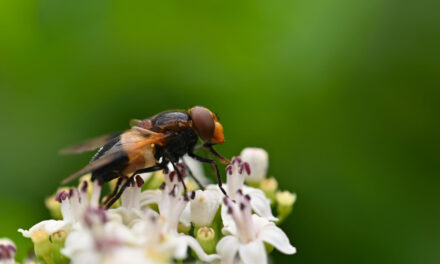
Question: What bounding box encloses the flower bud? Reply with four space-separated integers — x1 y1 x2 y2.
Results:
190 190 220 227
178 222 191 234
259 177 278 202
31 230 54 264
49 230 69 264
45 193 63 220
195 227 216 254
276 191 296 223
240 148 268 184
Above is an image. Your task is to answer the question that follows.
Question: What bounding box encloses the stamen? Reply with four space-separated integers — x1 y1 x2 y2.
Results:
226 165 233 175
169 171 176 182
190 191 196 200
55 190 69 203
240 162 251 175
169 185 177 197
81 181 88 193
232 156 242 165
159 182 166 190
135 175 144 188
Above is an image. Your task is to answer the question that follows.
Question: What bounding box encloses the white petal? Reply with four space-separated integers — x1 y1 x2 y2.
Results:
190 190 220 227
18 220 69 238
259 224 296 255
69 250 101 264
216 235 240 264
140 190 162 209
61 230 95 257
104 222 140 245
238 240 267 264
243 186 278 221
106 247 151 264
180 235 220 262
179 203 191 228
171 236 189 260
107 207 144 228
220 204 236 236
182 155 211 185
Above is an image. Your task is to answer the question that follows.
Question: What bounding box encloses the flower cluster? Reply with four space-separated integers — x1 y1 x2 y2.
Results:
13 147 296 264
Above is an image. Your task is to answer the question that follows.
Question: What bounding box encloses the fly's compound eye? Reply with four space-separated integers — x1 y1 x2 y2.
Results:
190 106 215 142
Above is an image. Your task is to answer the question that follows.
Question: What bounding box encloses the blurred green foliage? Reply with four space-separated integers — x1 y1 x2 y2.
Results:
0 0 439 263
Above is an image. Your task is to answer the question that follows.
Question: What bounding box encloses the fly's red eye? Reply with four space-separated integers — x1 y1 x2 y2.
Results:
190 106 215 141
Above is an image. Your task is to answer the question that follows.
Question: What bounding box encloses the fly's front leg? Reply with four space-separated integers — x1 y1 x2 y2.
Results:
188 151 228 197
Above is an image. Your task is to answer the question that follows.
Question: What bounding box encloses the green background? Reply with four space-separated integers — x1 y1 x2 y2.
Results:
0 0 439 263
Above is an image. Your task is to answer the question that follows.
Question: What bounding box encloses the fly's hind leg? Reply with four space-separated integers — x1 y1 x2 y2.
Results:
102 176 123 205
104 163 166 209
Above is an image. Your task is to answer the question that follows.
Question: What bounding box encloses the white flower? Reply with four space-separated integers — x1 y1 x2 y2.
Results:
190 190 220 227
107 176 146 228
217 192 296 264
207 157 277 223
137 168 220 262
140 168 192 229
132 211 219 263
62 208 147 264
0 238 17 264
240 148 269 184
19 180 102 238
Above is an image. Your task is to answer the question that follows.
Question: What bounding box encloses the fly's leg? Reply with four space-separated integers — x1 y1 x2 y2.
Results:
104 163 166 209
102 176 123 205
182 158 205 190
188 152 228 197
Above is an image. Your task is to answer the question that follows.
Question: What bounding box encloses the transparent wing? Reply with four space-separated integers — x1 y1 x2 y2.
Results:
61 132 167 184
59 132 121 155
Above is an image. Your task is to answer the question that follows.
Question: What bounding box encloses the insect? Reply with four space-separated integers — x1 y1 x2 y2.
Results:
61 106 230 208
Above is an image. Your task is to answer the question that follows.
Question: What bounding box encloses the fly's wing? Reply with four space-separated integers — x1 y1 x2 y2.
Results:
129 119 142 127
61 132 168 184
60 132 122 155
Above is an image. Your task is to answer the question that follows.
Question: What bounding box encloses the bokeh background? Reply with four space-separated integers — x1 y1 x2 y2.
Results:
0 0 439 263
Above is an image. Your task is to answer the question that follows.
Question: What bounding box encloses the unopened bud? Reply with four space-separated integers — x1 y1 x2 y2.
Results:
45 189 66 220
178 222 191 235
259 177 278 202
240 148 269 184
195 227 216 254
49 230 69 264
190 190 220 227
31 230 54 264
276 191 296 223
